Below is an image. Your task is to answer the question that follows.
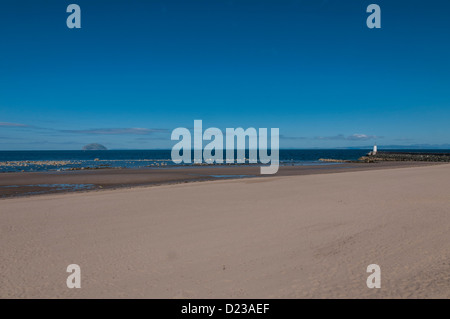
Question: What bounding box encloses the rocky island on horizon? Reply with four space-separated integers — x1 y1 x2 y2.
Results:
82 143 108 151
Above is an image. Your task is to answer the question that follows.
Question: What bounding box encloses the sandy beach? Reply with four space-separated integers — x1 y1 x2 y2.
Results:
1 163 449 298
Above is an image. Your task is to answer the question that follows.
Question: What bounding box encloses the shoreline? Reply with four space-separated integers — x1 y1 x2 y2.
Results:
0 161 442 199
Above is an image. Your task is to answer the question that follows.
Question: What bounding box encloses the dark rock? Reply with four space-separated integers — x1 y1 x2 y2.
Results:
82 143 108 151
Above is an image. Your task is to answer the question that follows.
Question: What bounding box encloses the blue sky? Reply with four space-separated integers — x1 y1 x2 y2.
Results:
1 0 449 150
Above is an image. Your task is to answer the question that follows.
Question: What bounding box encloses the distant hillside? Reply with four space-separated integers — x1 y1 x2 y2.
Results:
82 143 108 151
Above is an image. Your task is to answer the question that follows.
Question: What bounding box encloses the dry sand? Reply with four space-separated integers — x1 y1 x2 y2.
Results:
1 164 450 298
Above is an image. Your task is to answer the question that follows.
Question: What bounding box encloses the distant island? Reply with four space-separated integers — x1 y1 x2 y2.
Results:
82 143 108 151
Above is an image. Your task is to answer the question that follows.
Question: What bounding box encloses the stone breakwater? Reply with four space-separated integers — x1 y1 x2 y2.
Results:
359 151 450 162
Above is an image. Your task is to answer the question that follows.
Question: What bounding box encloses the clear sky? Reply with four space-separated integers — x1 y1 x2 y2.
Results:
1 0 449 150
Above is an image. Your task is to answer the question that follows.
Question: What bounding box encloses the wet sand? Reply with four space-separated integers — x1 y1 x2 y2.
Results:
0 161 439 198
1 163 449 298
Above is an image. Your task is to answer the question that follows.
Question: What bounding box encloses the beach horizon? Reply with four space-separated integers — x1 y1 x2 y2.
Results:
2 0 450 305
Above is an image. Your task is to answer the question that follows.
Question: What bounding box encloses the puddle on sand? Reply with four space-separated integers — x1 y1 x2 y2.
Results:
1 184 95 190
0 184 95 196
210 175 255 179
188 174 256 179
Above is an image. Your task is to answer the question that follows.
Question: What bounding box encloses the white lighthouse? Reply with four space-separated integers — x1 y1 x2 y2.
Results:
373 144 377 155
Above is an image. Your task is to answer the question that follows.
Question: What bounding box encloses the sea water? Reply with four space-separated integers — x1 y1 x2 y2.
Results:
0 149 448 173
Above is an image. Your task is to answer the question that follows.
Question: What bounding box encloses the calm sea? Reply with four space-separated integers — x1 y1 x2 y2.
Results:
0 149 448 172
